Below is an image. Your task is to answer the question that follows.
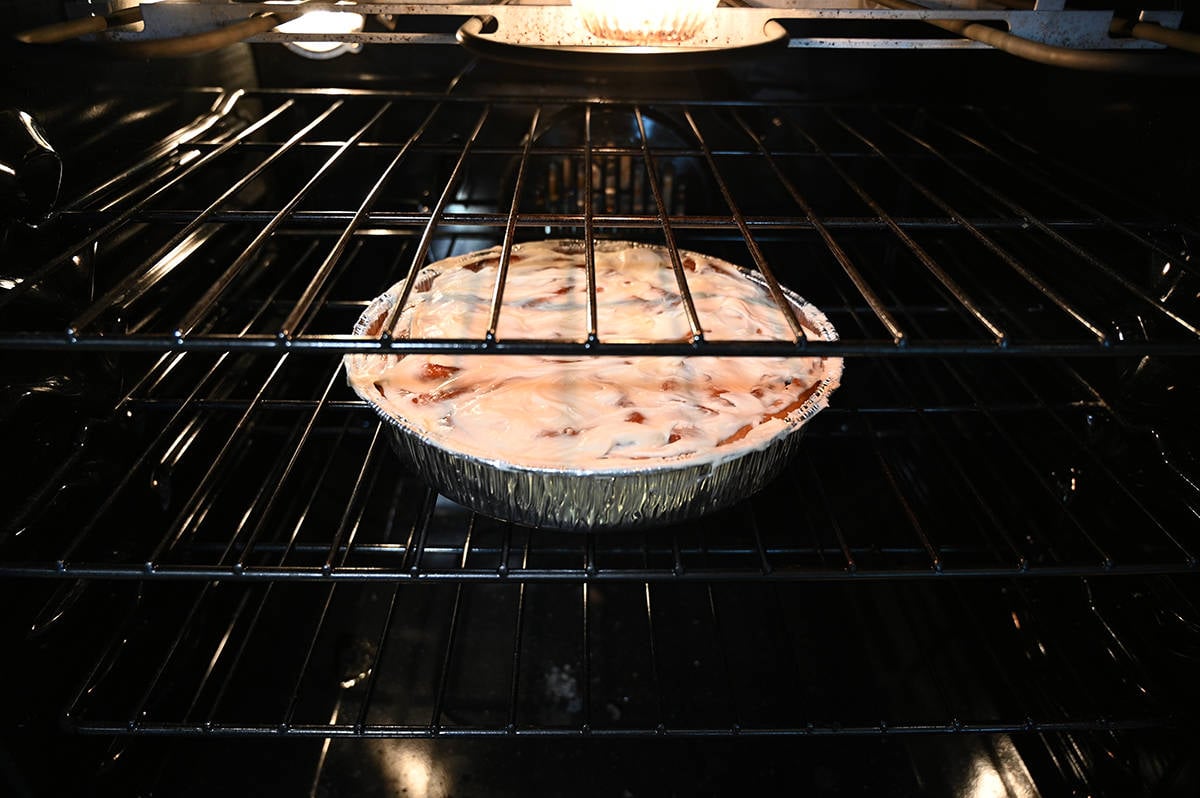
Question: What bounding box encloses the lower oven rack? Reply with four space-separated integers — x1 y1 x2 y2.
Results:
6 572 1193 791
40 575 1198 738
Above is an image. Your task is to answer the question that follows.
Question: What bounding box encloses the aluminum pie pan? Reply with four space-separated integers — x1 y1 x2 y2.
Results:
345 242 842 531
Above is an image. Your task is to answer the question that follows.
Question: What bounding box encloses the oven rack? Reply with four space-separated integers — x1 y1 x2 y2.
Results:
36 572 1199 738
2 81 1198 763
3 85 1198 582
2 88 1197 358
3 346 1197 582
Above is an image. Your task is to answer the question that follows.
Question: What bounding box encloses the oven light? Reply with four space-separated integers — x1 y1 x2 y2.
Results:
572 0 718 44
277 9 365 59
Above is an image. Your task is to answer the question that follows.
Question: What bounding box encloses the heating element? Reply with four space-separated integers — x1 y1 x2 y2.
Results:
75 0 1195 53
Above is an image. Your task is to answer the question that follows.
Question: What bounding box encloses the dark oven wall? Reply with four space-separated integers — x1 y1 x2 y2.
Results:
2 26 1200 798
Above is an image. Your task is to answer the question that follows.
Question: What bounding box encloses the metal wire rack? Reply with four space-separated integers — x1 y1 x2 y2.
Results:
1 87 1197 356
1 84 1198 583
2 351 1199 581
44 573 1200 737
2 77 1199 747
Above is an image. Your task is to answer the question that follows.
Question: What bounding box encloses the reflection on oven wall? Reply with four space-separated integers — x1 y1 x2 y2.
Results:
507 106 713 220
1 3 1200 797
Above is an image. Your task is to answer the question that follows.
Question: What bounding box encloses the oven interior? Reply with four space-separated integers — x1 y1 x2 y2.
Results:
2 11 1200 796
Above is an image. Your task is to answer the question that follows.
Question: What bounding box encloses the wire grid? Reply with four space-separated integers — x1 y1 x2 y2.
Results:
0 88 1197 356
56 573 1196 737
3 82 1198 744
2 343 1198 581
1 84 1198 580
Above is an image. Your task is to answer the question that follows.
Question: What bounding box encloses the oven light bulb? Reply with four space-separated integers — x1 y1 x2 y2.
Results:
277 10 365 59
572 0 718 44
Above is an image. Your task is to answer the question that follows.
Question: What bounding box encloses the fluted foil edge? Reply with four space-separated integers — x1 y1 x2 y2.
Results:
346 241 841 531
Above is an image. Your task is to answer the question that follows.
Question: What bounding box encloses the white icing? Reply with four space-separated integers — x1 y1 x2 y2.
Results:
346 240 842 471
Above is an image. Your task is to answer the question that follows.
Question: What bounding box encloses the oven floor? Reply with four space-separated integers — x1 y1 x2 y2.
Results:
3 730 1197 796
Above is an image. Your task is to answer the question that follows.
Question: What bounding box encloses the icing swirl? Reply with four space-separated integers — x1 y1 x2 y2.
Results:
346 240 842 470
